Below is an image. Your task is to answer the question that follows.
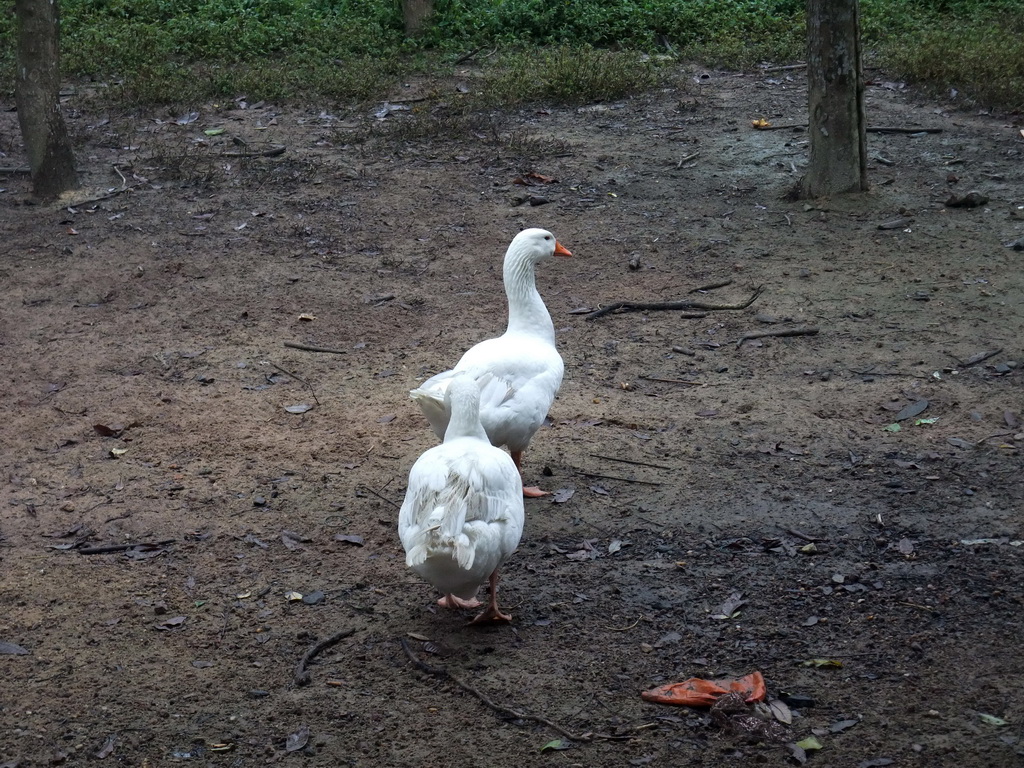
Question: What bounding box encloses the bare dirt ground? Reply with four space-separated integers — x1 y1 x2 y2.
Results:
2 65 1023 767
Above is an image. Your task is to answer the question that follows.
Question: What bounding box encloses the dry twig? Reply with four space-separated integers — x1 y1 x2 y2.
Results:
269 361 320 406
400 639 637 742
580 471 663 487
586 285 764 320
689 278 733 293
284 341 349 355
640 375 703 386
294 628 355 686
222 145 286 158
736 326 819 347
78 539 175 555
590 454 672 470
358 484 401 510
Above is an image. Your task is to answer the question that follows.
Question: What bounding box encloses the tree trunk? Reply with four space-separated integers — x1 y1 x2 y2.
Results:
15 0 78 200
402 0 434 37
797 0 867 199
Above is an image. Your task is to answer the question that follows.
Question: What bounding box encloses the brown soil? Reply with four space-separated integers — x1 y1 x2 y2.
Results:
2 67 1023 767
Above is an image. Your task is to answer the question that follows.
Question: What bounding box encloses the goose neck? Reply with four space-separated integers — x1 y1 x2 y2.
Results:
503 255 554 339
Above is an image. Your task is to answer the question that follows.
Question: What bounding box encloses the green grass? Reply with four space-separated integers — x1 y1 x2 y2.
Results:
482 46 664 106
0 0 1021 110
868 5 1024 110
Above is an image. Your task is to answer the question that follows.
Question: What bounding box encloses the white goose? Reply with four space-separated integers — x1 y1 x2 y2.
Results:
410 228 571 497
399 374 525 623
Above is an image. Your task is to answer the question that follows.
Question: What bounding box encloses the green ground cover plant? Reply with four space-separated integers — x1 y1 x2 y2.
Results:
0 0 1020 109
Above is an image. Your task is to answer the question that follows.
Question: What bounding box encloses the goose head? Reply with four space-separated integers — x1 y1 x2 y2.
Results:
506 228 572 267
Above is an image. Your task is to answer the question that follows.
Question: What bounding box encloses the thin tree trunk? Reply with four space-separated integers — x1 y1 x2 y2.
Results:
15 0 78 200
402 0 434 37
798 0 867 199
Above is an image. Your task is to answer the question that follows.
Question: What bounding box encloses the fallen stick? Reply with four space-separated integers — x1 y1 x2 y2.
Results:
222 145 286 158
400 639 636 742
580 471 663 487
590 454 672 470
954 348 1002 368
760 63 806 72
78 539 175 555
358 484 401 510
586 285 764 320
640 375 703 386
866 127 943 134
976 431 1016 445
753 123 942 134
294 628 355 686
736 326 819 347
62 183 142 207
676 151 700 167
779 526 824 543
689 279 733 293
284 341 348 355
269 361 321 406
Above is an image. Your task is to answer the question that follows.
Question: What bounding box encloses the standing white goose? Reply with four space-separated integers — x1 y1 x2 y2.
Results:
410 228 571 497
399 374 525 623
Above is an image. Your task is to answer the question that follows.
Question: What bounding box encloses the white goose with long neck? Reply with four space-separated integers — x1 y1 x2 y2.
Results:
502 233 557 342
410 228 572 498
399 374 525 624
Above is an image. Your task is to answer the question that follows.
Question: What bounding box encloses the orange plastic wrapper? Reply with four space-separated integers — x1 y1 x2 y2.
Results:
641 671 766 707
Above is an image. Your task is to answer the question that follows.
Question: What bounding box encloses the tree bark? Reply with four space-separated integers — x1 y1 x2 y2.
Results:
797 0 867 199
15 0 78 200
401 0 434 37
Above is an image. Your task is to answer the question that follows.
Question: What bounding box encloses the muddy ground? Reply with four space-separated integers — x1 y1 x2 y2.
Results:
1 65 1023 767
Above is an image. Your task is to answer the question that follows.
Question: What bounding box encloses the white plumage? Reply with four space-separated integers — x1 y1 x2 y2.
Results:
399 374 525 622
410 228 571 497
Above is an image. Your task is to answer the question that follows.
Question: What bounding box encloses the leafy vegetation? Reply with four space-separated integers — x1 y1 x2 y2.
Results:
0 0 1020 110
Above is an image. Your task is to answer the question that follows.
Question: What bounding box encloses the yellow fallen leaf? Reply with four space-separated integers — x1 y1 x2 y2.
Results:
752 118 772 129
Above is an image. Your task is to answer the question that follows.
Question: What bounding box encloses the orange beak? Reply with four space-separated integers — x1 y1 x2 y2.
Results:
554 241 572 257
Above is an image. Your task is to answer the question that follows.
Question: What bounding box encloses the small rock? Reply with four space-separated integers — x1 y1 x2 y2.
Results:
878 217 910 230
253 496 267 507
302 590 325 605
945 191 988 208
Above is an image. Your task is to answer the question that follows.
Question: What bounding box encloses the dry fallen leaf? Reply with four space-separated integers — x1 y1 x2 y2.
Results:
285 725 310 752
94 735 116 759
551 488 575 504
155 616 187 631
769 699 793 724
712 591 747 619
